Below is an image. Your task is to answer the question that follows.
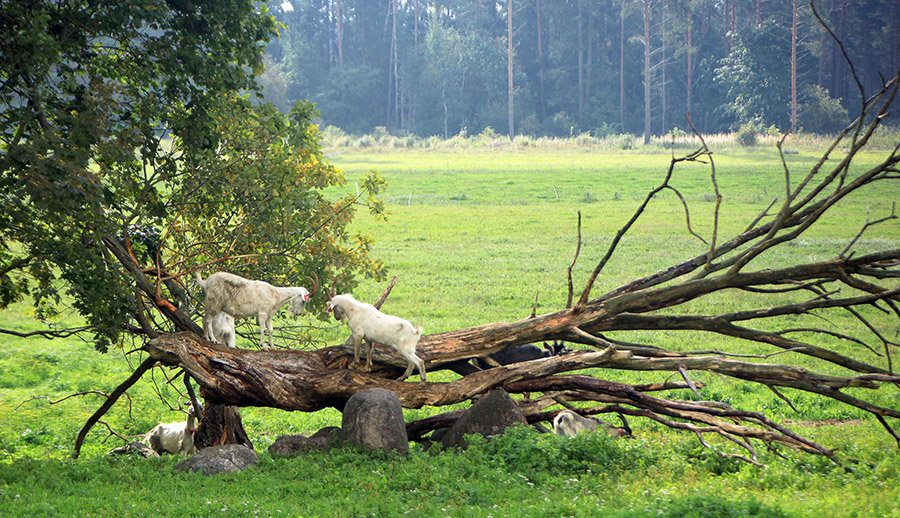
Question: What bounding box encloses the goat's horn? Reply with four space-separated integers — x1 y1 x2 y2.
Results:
306 271 319 297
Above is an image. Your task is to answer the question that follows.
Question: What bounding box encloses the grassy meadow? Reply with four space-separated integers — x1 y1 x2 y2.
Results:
3 134 900 517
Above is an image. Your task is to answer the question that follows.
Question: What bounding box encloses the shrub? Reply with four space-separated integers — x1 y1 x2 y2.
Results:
655 494 789 518
736 122 759 147
513 134 534 147
801 84 849 134
592 122 620 138
372 126 391 143
666 127 688 141
544 111 577 137
320 125 348 146
673 441 744 475
472 425 653 484
574 132 597 146
477 126 501 141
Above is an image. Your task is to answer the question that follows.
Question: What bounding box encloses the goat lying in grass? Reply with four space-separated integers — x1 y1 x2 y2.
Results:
145 403 199 456
195 271 317 350
327 293 427 382
553 410 631 438
552 410 600 437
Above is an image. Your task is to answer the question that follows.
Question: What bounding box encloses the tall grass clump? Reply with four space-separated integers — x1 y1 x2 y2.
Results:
462 425 656 485
647 495 790 518
869 124 900 149
319 123 894 153
736 122 759 147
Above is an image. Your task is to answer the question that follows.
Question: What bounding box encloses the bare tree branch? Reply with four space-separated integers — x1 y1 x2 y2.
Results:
73 357 156 458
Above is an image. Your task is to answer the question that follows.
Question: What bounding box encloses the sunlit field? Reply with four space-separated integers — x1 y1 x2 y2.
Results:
3 135 900 517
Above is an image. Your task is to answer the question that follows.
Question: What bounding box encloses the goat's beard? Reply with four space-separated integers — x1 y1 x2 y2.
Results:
289 297 309 316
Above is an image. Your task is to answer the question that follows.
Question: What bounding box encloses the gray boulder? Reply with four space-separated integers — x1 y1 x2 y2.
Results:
268 427 343 456
441 388 528 449
174 444 258 476
341 388 409 456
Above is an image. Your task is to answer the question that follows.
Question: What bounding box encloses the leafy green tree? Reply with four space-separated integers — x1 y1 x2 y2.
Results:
800 84 849 133
714 21 795 130
419 14 508 137
316 65 383 134
0 0 386 352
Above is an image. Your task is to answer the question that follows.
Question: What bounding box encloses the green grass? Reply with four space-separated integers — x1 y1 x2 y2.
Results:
3 140 900 517
2 423 900 517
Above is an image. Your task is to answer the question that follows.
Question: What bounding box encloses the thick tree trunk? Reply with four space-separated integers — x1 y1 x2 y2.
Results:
619 0 625 126
143 326 895 458
195 403 254 451
577 0 584 118
791 0 799 130
145 316 900 419
335 0 343 66
507 0 514 139
686 16 693 116
658 5 666 134
642 0 651 144
536 0 547 121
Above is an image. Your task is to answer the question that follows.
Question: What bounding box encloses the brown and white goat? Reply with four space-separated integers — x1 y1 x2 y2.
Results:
145 403 199 456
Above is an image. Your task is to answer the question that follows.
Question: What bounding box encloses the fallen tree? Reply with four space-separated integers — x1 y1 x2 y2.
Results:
7 0 885 461
69 56 900 463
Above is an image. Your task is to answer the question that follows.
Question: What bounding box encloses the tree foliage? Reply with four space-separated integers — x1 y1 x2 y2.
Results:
0 0 385 352
260 0 899 136
420 15 509 138
715 21 796 130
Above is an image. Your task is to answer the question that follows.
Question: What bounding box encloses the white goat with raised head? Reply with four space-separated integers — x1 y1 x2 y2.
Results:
195 271 318 350
145 403 199 456
327 293 426 382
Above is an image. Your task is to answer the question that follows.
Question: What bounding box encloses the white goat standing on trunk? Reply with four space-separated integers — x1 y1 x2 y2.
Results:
327 293 427 382
195 271 317 350
145 403 199 456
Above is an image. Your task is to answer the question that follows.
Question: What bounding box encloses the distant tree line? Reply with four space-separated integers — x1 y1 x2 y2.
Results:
259 0 899 139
